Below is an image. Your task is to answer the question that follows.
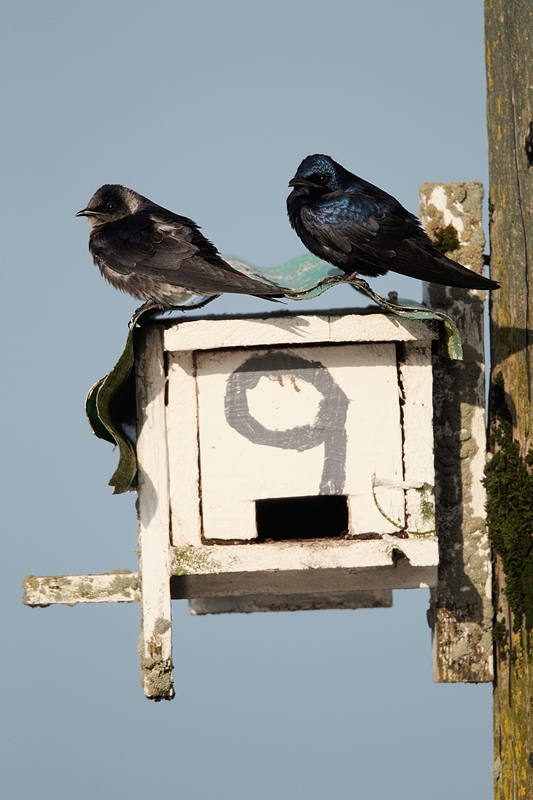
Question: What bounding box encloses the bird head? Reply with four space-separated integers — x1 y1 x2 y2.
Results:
76 184 145 227
288 154 347 195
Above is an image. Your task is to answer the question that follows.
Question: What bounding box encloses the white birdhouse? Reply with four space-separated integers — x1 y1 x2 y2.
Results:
24 181 494 699
134 310 439 637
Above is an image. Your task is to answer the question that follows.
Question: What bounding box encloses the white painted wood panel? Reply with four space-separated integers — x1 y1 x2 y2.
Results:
195 343 404 540
399 342 436 533
164 312 438 352
171 537 438 574
166 351 202 547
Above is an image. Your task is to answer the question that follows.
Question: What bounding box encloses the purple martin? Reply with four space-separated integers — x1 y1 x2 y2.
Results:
77 184 282 308
287 154 499 291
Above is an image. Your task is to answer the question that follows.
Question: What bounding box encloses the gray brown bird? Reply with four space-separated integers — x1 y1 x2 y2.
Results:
77 184 282 308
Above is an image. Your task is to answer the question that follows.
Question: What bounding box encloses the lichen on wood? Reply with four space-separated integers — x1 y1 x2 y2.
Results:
22 570 140 606
139 622 174 702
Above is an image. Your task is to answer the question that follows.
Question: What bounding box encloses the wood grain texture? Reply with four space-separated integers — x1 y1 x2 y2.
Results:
486 1 533 796
486 0 533 450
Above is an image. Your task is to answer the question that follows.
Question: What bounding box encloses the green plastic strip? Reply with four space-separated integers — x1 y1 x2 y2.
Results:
225 254 462 359
85 306 155 494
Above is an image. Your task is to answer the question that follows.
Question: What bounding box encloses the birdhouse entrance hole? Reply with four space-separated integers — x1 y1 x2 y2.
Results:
255 495 349 541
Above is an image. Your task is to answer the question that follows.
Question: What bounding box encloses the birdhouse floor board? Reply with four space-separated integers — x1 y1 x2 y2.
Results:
169 537 438 598
170 564 436 599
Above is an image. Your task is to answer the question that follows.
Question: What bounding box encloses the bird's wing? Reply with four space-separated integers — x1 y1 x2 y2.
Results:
90 213 200 273
300 192 423 266
91 211 281 296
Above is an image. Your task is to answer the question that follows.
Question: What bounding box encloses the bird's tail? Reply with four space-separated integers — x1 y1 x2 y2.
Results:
396 240 500 290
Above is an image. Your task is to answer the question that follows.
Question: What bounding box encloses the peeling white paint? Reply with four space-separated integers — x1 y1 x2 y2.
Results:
420 181 493 683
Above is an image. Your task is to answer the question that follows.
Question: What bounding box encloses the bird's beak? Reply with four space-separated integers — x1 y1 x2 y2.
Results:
76 208 98 217
288 176 309 188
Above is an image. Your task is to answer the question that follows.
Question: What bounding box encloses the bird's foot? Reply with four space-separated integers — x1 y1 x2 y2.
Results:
128 300 164 329
317 273 371 292
344 273 371 292
136 299 165 314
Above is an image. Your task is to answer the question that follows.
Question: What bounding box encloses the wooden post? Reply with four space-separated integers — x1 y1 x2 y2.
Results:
485 1 533 796
419 182 493 683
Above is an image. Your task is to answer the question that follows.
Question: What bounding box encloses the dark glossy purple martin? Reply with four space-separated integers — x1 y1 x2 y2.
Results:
77 184 282 309
287 154 499 291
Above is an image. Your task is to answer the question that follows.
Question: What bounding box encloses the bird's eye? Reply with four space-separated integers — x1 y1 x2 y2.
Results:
318 174 329 183
106 202 116 211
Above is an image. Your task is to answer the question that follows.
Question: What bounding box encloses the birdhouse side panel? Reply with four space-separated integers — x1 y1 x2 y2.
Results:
399 342 435 534
166 351 203 547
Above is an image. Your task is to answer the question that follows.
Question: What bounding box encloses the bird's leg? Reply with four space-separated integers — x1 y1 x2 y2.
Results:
179 295 219 311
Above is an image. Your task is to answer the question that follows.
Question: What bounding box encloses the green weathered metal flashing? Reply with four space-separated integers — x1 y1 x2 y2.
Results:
86 254 462 494
85 305 155 494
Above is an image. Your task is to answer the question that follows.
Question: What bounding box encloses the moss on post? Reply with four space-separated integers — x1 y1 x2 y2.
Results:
485 375 533 633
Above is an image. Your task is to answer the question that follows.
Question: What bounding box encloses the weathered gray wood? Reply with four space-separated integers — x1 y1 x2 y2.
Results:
419 182 492 683
486 0 533 451
135 325 174 701
486 2 533 796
